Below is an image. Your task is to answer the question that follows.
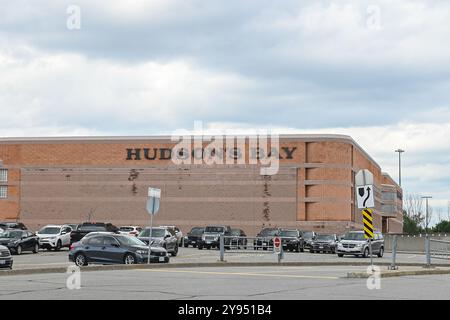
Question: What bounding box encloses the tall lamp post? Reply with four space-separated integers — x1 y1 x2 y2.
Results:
395 149 405 186
422 196 432 232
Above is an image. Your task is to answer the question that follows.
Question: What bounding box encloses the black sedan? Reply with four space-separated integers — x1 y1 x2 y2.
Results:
0 245 13 269
69 232 169 266
0 230 39 255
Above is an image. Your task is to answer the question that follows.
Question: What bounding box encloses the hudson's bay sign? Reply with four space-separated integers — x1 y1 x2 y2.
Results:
126 147 297 161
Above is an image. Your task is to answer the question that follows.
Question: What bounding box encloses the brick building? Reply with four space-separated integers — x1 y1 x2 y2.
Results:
0 134 403 235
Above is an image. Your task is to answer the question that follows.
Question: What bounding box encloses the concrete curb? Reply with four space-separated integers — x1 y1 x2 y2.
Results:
1 261 450 277
347 267 450 279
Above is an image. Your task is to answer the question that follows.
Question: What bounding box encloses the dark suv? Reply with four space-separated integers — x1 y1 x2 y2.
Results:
337 231 384 258
254 228 280 250
198 225 231 250
183 227 204 248
70 222 119 244
0 222 27 231
310 234 339 254
280 229 304 252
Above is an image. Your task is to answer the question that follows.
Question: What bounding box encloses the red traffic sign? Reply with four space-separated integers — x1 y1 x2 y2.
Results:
274 237 281 253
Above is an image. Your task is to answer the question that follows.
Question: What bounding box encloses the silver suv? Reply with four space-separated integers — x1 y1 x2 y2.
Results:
336 231 384 258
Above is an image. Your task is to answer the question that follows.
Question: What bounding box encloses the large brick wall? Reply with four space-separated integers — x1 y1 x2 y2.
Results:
0 135 403 234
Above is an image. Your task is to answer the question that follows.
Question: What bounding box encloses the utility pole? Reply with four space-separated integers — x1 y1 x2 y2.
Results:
395 149 405 186
422 196 432 232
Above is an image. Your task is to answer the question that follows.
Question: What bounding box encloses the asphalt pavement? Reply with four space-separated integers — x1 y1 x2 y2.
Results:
1 266 449 300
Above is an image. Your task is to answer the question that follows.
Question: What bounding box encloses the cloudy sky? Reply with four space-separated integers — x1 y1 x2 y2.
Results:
0 0 449 223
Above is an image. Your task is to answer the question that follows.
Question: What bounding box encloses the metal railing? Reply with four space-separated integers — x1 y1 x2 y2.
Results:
218 235 283 262
430 238 450 260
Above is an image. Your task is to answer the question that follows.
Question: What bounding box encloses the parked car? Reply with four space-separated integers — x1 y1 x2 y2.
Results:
337 231 384 258
310 234 339 253
229 228 247 249
280 229 304 252
70 222 119 244
0 229 39 255
160 226 183 246
138 227 179 256
302 231 317 250
254 228 280 250
119 226 142 237
183 227 204 248
69 232 169 266
198 225 232 250
65 224 79 231
0 245 13 269
0 222 27 230
36 225 73 251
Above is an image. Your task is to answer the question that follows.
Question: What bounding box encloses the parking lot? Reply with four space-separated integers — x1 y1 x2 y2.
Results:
2 265 450 300
8 246 448 270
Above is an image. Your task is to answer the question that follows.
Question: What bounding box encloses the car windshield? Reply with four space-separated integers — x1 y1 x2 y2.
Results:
259 229 278 236
0 230 22 238
116 235 146 246
39 227 60 234
303 232 314 239
344 233 366 241
78 225 106 232
205 227 224 233
316 235 335 241
280 230 297 237
190 228 204 235
139 228 165 238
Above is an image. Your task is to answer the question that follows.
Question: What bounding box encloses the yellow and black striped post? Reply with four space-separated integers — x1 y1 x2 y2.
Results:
362 208 374 239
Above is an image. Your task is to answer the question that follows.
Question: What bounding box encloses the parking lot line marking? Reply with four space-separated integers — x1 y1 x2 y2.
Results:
139 269 340 280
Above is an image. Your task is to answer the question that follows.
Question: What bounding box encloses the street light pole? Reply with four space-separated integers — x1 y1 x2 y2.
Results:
395 149 405 186
422 196 432 232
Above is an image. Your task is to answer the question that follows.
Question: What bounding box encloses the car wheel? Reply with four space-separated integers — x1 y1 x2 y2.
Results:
198 245 203 250
310 250 314 253
55 241 62 251
184 243 189 248
74 253 88 267
338 253 344 257
33 243 39 254
16 245 22 255
206 245 211 250
193 244 197 248
363 247 370 258
124 253 136 265
378 247 384 258
171 245 178 257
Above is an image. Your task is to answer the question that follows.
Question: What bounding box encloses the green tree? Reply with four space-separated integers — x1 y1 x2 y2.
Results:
432 220 450 233
403 214 424 234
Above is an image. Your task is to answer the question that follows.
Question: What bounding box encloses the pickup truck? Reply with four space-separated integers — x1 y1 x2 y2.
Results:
198 225 232 250
70 222 119 244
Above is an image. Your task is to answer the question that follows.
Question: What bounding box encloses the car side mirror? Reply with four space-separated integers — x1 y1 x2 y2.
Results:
165 235 171 239
61 231 67 235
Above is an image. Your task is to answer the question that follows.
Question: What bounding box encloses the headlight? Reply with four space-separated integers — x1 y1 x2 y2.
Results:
136 250 147 255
